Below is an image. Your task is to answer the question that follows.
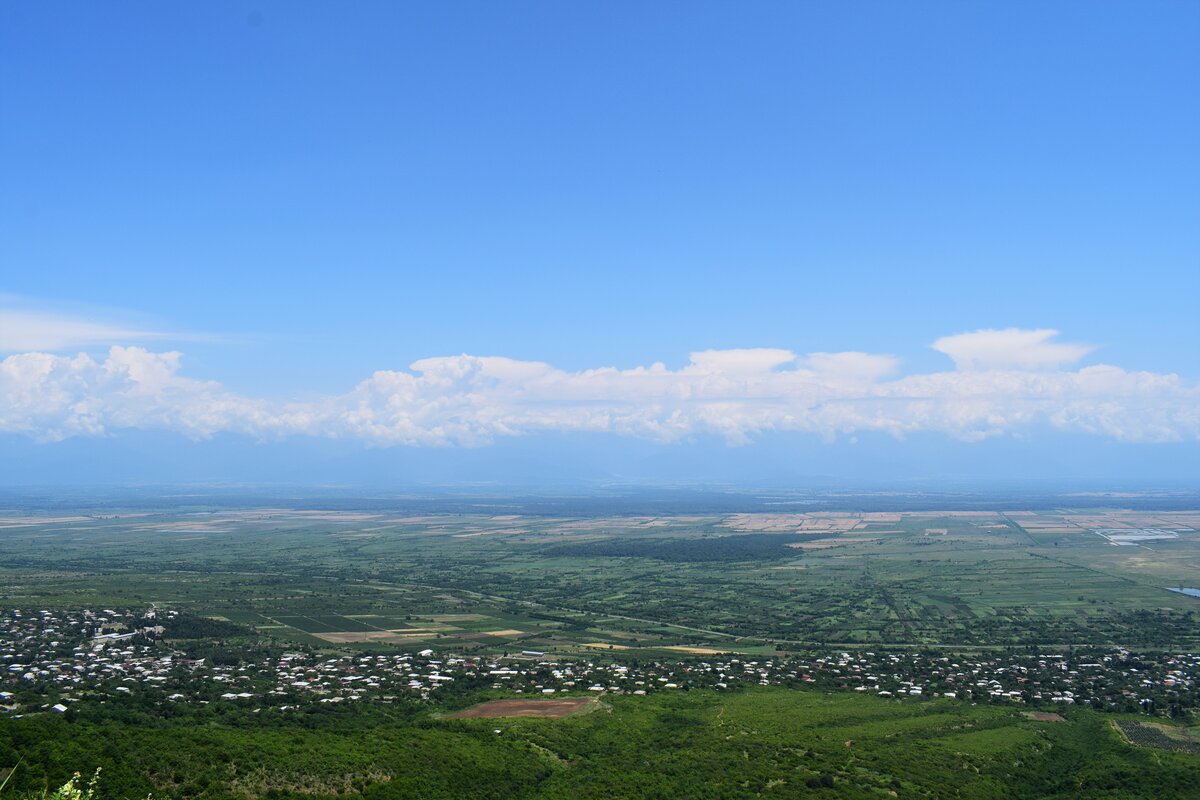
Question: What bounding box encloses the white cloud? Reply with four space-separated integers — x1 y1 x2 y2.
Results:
932 328 1095 370
0 347 278 441
0 330 1197 447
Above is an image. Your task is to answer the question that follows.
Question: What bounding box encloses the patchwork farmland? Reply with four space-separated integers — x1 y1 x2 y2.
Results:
2 505 1199 652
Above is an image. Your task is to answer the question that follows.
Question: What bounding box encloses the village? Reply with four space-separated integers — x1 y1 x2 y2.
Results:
2 607 1198 720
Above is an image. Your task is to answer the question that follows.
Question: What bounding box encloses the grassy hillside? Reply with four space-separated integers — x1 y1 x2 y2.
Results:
3 688 1198 799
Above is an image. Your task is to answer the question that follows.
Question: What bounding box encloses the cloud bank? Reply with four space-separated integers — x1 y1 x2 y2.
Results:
1 329 1197 446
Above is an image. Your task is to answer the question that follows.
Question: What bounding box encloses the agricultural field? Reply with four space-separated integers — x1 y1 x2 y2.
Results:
1116 718 1200 754
1 506 1198 652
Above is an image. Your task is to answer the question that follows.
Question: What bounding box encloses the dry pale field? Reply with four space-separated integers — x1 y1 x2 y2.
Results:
449 697 598 718
583 642 631 650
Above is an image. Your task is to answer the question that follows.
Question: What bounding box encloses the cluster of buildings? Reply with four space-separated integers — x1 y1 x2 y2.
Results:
2 608 1197 719
769 649 1200 714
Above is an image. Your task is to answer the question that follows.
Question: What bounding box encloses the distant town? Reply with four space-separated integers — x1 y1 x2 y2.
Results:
4 607 1198 721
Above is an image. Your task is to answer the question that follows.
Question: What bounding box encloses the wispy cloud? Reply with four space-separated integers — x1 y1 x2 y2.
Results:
0 307 175 352
1 329 1196 446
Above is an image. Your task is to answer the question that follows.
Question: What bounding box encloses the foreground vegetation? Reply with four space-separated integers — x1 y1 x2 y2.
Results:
3 687 1200 799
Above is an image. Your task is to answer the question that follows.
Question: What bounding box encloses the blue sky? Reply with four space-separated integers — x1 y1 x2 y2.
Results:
1 2 1198 485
